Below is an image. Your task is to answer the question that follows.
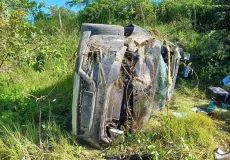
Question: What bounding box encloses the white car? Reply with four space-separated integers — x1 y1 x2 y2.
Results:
72 23 181 148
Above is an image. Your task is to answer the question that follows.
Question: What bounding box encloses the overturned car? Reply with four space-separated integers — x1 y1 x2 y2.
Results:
72 24 181 148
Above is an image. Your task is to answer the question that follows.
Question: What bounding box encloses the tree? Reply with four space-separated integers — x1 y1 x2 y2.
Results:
0 0 62 71
65 0 93 7
74 0 154 25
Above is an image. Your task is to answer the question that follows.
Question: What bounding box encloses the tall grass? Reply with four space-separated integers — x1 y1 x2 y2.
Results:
105 112 218 159
0 121 81 160
1 8 229 159
154 113 217 159
104 80 227 160
0 31 81 159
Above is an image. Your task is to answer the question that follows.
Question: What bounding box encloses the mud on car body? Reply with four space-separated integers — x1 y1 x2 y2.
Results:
72 23 181 148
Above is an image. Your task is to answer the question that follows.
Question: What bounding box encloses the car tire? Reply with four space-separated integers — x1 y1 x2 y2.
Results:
81 23 124 36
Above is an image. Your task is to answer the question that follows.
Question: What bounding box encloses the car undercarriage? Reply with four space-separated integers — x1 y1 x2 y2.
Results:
72 23 181 148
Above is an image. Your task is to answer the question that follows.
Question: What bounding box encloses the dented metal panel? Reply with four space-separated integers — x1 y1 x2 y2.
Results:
80 91 94 131
72 23 181 148
107 84 124 121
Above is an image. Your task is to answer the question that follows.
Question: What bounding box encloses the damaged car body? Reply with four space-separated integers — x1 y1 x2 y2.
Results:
72 23 181 147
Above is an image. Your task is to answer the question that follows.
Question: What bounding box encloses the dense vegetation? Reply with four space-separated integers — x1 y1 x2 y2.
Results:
0 0 230 159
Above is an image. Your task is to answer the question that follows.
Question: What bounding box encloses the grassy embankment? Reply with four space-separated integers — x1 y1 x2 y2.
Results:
1 23 230 159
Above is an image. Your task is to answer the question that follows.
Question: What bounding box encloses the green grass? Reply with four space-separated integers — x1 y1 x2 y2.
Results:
1 48 230 160
2 84 229 159
102 80 230 160
0 122 81 160
1 25 230 159
0 32 82 160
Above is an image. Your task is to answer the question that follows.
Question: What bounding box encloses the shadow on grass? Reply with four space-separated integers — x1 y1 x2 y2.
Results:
193 102 230 132
210 110 230 132
186 98 230 132
0 74 74 132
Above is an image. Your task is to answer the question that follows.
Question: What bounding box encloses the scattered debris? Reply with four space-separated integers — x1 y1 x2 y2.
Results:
214 148 230 160
208 87 229 102
222 103 228 111
192 102 228 115
208 101 215 112
223 75 230 86
179 52 198 78
105 153 153 160
191 107 208 115
172 112 187 118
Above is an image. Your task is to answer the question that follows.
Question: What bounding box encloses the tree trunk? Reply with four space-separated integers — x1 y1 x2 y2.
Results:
59 10 63 30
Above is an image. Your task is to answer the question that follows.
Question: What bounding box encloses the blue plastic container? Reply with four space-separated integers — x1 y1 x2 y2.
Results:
183 66 190 77
222 103 228 110
223 75 230 86
207 101 215 112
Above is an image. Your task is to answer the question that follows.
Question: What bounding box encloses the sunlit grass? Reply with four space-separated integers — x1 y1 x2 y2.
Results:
104 79 230 160
0 122 82 160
